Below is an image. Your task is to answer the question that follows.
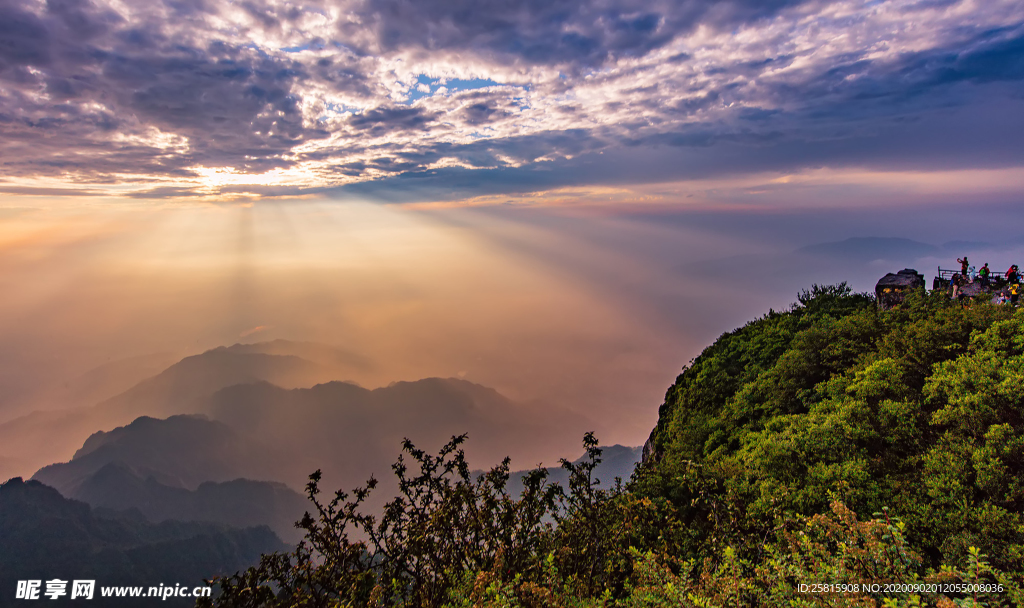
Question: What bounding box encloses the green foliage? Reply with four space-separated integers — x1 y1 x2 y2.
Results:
204 285 1024 607
202 434 569 607
639 287 1023 575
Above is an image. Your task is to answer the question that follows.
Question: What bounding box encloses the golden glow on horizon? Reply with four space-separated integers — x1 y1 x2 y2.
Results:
2 164 1022 208
0 200 676 446
399 166 1024 211
4 185 1024 468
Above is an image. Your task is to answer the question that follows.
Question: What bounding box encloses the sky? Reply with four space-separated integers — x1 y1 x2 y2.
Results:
0 0 1022 200
1 0 1023 458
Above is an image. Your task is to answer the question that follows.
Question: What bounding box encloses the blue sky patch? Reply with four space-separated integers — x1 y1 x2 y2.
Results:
403 75 504 103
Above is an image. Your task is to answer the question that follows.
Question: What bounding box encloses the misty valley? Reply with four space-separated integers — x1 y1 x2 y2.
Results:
0 340 641 605
4 282 1024 606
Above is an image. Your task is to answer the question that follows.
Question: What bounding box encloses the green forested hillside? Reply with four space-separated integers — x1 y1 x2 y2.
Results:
205 286 1024 607
640 284 1023 573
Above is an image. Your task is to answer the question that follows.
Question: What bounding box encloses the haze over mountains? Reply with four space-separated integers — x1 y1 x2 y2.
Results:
6 234 1015 492
0 478 285 607
9 233 992 562
0 344 335 481
206 377 589 488
6 234 1017 491
675 236 1024 299
30 413 640 544
796 237 943 260
502 444 643 498
0 339 627 547
31 416 306 543
33 416 273 493
1 340 592 483
793 237 1021 261
45 463 309 544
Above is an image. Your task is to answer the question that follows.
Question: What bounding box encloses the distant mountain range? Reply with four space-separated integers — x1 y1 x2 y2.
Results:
0 344 340 481
205 377 589 488
35 415 272 492
98 349 337 420
795 237 941 260
20 372 588 492
672 236 1024 300
1 340 588 484
32 415 304 542
220 340 374 373
503 444 643 497
0 477 285 607
1 342 603 551
793 237 1019 262
30 413 640 544
67 466 307 544
0 335 639 606
18 353 178 418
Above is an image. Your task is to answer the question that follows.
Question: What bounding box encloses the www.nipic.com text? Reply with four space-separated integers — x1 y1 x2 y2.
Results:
15 580 212 601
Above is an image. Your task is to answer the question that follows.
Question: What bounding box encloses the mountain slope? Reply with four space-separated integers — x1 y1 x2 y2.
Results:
636 284 1024 573
28 376 590 543
32 415 274 492
0 477 285 607
31 415 304 543
73 465 307 544
223 340 374 374
206 377 592 488
97 350 336 420
0 349 334 479
503 444 642 497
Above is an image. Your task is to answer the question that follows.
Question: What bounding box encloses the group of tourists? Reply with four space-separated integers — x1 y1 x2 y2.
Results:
952 256 1020 305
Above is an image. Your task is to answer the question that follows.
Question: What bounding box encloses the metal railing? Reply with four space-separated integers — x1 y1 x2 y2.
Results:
937 266 1016 285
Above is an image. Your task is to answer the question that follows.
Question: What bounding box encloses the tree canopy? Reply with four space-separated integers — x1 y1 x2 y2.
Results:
204 286 1024 607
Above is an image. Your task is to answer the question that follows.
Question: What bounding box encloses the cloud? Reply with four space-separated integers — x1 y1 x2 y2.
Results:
343 0 814 68
0 0 1021 200
347 105 439 134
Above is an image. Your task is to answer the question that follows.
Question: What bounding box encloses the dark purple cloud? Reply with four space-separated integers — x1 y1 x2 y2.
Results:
345 0 808 68
0 0 1020 198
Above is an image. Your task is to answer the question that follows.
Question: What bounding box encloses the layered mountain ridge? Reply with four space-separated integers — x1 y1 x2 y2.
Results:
0 477 285 607
4 340 629 555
